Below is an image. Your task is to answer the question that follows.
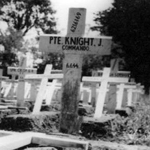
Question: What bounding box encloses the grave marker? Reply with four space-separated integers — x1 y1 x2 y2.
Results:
25 67 63 108
45 79 58 105
92 60 131 114
31 65 64 113
39 8 112 133
116 83 136 109
82 67 130 118
8 56 37 106
131 85 144 105
32 65 52 113
0 69 8 99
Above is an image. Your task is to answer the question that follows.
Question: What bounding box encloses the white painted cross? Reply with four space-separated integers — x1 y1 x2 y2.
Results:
80 85 92 105
92 69 131 111
82 67 130 118
25 71 63 104
32 65 52 113
39 8 112 133
130 84 144 105
25 79 39 102
116 83 136 109
0 69 8 99
7 56 37 106
26 65 63 114
25 69 63 99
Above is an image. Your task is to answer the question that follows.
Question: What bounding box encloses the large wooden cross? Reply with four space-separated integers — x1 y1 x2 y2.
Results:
39 8 112 134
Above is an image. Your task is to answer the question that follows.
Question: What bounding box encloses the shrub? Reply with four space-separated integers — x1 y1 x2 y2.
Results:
106 95 150 145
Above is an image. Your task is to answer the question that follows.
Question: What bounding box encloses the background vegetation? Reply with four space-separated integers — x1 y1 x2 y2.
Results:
91 0 150 93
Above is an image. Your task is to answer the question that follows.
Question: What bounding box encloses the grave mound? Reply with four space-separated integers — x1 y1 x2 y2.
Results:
0 112 60 133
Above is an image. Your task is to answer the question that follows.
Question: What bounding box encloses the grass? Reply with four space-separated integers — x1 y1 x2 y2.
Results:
100 95 150 146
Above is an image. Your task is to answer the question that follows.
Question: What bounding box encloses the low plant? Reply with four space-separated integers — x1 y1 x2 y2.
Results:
106 95 150 145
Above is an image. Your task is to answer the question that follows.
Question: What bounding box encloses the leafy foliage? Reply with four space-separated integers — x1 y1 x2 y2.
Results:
0 27 23 67
0 27 23 52
81 95 150 146
0 0 58 35
82 55 110 76
91 0 150 93
106 96 150 146
36 53 64 74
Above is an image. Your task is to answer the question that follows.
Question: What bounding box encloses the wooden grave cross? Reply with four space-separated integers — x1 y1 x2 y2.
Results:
82 67 130 118
25 65 63 113
25 68 62 103
32 64 52 113
0 69 9 99
116 83 137 109
130 84 144 106
92 69 131 109
80 83 92 105
7 56 37 106
39 8 112 133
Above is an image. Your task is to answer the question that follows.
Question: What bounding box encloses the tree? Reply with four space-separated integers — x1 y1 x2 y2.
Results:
0 0 58 36
0 27 23 76
0 28 23 52
91 0 150 93
0 27 24 66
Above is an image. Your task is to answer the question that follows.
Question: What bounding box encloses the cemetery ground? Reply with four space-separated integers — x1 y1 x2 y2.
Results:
0 93 150 150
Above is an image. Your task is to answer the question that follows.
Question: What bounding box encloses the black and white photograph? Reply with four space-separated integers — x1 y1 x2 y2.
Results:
0 0 149 149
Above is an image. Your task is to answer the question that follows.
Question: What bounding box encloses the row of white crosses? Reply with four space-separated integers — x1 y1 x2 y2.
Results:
25 64 95 114
109 58 144 108
0 56 144 120
23 61 143 116
0 66 142 114
24 65 143 117
0 63 143 117
0 63 62 110
82 67 144 118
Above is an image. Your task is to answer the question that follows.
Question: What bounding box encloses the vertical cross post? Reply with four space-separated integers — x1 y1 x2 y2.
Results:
32 65 52 113
127 88 133 106
116 84 125 110
116 83 136 109
0 69 8 99
94 68 111 118
60 8 86 133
